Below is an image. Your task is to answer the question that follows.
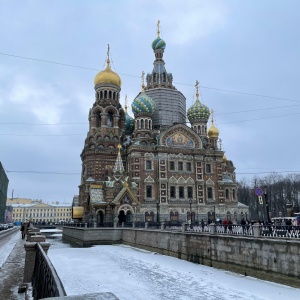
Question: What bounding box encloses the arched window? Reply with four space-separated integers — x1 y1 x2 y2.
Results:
141 119 144 129
98 113 102 127
100 91 103 99
232 189 236 199
145 119 148 129
104 90 107 99
113 92 115 100
108 91 112 99
225 189 229 199
107 112 113 127
163 73 166 82
153 73 156 82
197 125 200 134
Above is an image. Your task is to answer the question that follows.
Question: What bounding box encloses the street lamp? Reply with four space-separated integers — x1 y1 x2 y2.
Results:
189 198 192 223
264 186 270 224
156 201 160 224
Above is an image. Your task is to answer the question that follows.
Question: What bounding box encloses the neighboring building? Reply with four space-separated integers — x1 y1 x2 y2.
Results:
77 23 247 225
11 203 72 224
0 162 9 223
6 198 42 205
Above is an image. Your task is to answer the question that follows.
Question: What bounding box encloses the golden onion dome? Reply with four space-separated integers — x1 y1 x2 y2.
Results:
94 61 121 87
222 153 227 162
208 123 219 139
208 110 219 139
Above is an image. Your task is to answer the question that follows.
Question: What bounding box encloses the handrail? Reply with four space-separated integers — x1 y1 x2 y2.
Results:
32 243 67 300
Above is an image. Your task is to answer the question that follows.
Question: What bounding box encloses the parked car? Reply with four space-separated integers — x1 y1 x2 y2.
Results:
0 224 8 230
7 223 14 228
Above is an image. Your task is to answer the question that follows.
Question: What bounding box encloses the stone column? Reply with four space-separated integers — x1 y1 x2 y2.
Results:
23 242 50 283
209 223 216 234
252 224 261 238
160 221 165 230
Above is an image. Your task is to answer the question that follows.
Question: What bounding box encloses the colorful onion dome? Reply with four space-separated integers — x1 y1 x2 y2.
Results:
132 92 156 116
152 37 166 51
125 111 134 133
187 98 210 123
187 80 210 123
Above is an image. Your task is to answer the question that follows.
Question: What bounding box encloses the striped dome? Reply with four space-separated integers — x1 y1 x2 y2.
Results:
152 37 166 51
187 98 210 123
125 111 134 133
132 92 156 116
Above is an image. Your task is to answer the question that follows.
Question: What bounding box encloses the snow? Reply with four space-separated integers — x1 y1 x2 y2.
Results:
47 240 300 300
1 232 299 300
0 230 20 268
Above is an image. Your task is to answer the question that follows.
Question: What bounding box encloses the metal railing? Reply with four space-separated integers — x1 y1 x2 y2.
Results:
32 243 66 300
261 225 300 238
63 222 300 239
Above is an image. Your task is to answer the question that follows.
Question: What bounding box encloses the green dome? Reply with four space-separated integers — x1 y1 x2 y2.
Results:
187 99 210 123
152 37 166 51
132 92 156 116
125 111 134 133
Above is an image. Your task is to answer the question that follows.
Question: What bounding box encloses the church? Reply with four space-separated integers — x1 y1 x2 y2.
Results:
75 22 247 225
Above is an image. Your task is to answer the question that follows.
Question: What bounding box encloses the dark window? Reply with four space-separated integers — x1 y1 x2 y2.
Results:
233 189 236 199
187 187 193 198
107 112 113 127
146 186 152 198
206 164 211 173
169 161 175 171
170 186 175 198
186 162 191 171
178 162 183 171
146 160 152 170
207 187 213 199
225 189 229 199
179 186 184 198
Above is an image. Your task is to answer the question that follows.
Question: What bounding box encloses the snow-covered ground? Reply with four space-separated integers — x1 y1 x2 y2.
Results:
0 230 20 268
47 239 300 300
1 233 299 300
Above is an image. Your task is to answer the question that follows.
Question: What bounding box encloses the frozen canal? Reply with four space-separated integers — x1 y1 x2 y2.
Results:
47 238 300 300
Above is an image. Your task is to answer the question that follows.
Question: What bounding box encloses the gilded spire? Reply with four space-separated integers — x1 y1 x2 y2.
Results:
195 80 199 101
141 71 145 92
113 144 125 174
106 44 111 67
157 20 161 38
125 94 128 113
211 109 215 125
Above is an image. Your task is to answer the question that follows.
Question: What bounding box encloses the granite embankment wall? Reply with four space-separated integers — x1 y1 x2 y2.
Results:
63 227 300 287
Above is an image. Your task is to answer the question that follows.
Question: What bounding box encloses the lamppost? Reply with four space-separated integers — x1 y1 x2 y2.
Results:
189 198 192 224
156 201 160 225
264 186 270 224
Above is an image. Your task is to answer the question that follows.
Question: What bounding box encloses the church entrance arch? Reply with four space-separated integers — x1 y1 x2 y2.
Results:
117 204 134 225
95 209 105 226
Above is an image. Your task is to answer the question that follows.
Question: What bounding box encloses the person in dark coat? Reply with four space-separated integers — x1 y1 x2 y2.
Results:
21 221 29 239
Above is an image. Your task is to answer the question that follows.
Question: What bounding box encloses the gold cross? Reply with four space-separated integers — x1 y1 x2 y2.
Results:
157 20 161 37
195 80 199 100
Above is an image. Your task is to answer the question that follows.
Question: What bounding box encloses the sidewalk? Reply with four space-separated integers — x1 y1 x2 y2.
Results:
0 229 27 299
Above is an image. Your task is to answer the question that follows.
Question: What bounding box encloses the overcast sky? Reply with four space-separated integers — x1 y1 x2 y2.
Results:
1 1 300 204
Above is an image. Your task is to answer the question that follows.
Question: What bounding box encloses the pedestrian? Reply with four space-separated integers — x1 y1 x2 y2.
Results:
21 221 29 239
241 218 246 234
201 219 205 231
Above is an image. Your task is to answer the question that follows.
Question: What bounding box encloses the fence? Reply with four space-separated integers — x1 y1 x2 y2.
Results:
32 243 66 300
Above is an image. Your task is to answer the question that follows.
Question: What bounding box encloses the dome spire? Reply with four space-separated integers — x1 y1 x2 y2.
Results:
141 71 145 92
195 80 199 101
124 94 128 113
157 20 161 38
106 44 111 68
219 138 222 150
